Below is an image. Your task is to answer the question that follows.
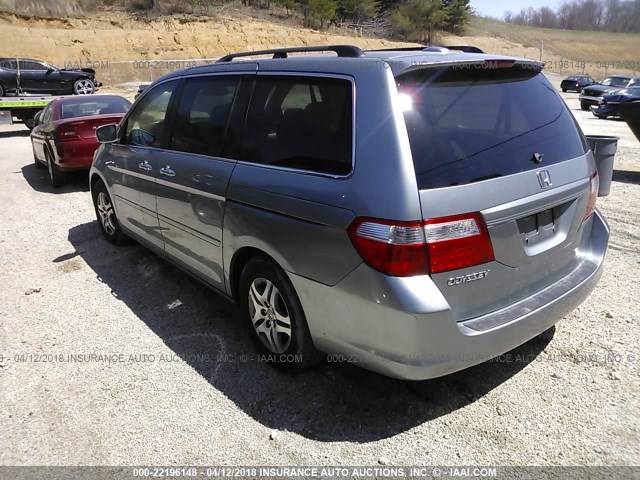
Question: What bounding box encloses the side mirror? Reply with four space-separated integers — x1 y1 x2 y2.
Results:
25 118 36 129
96 124 118 143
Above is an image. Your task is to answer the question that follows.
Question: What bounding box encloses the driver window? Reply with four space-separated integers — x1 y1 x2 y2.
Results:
125 80 177 148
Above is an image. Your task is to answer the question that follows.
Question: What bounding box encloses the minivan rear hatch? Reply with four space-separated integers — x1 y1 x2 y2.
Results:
396 61 596 321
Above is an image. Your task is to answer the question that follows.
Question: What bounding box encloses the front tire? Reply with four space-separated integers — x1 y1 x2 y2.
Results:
562 89 567 93
92 180 129 245
239 256 323 372
0 84 4 97
45 149 66 187
580 101 589 111
73 78 95 95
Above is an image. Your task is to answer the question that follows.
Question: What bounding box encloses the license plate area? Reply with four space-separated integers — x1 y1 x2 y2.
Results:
517 203 570 247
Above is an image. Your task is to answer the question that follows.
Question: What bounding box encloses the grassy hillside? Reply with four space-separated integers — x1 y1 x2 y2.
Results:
468 16 640 77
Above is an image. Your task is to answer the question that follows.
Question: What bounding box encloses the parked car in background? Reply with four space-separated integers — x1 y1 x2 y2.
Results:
0 58 102 97
89 45 609 381
579 75 639 110
560 75 596 93
591 86 640 119
31 95 131 186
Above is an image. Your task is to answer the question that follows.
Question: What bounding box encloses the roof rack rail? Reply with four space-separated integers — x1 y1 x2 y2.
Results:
217 45 364 62
365 45 485 54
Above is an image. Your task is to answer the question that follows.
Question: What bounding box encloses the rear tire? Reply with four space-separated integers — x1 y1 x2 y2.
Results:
45 149 66 187
33 149 45 168
239 256 323 373
91 180 129 245
0 84 4 97
562 89 567 93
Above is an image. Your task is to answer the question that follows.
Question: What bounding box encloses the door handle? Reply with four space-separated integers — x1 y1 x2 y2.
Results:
160 166 176 177
138 161 152 171
105 160 115 166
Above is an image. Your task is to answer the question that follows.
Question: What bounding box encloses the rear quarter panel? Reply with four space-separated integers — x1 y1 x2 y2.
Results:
223 61 423 293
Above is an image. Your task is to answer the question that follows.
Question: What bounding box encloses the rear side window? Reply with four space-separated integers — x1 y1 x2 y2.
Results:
241 75 353 175
125 80 177 148
397 67 587 189
169 76 239 157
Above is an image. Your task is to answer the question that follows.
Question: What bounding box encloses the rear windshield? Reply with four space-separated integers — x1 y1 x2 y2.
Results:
396 66 587 189
61 97 131 119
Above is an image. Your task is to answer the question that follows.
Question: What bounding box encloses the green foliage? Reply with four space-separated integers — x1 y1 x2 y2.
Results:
442 0 470 34
388 0 448 43
337 0 378 23
308 0 337 28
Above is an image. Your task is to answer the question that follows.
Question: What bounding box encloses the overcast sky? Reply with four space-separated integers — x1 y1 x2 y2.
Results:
470 0 564 19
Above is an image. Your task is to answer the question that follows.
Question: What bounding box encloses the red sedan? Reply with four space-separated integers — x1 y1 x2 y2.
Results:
31 95 131 186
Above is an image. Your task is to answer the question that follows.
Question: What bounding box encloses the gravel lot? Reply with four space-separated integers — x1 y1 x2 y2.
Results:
0 77 638 468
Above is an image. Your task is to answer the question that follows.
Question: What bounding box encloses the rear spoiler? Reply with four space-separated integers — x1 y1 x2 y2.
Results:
400 59 545 75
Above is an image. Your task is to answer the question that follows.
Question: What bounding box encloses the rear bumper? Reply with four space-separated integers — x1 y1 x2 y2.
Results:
291 210 609 380
54 140 99 171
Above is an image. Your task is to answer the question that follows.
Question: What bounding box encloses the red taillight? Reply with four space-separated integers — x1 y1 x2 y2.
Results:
347 219 429 277
583 171 599 221
347 212 495 277
424 213 495 274
54 123 80 142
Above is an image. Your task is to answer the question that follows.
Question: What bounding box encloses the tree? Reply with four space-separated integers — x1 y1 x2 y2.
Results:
442 0 470 34
388 0 448 43
337 0 378 24
308 0 338 28
275 0 297 14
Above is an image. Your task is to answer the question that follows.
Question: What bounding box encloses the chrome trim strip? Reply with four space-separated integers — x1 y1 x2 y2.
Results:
154 177 225 202
157 214 221 247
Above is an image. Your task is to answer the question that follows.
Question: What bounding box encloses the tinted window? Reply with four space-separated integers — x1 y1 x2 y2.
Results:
169 76 239 157
241 76 352 175
60 97 131 119
125 81 177 148
20 61 47 71
397 67 587 189
0 60 15 70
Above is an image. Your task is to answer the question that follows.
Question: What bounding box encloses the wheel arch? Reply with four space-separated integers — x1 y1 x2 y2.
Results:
229 247 282 304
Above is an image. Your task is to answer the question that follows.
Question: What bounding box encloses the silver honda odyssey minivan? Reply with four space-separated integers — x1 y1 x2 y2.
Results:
90 45 609 380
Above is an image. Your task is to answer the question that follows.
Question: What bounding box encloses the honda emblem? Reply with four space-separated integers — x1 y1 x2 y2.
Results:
537 170 553 189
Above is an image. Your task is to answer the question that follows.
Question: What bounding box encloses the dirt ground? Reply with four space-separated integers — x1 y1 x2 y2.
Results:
0 78 638 468
2 9 638 87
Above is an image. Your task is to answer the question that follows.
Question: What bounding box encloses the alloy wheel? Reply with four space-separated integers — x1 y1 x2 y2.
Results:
248 278 292 354
96 192 116 236
74 79 94 95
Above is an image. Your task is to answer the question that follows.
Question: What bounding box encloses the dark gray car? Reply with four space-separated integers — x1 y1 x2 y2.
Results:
90 45 609 380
